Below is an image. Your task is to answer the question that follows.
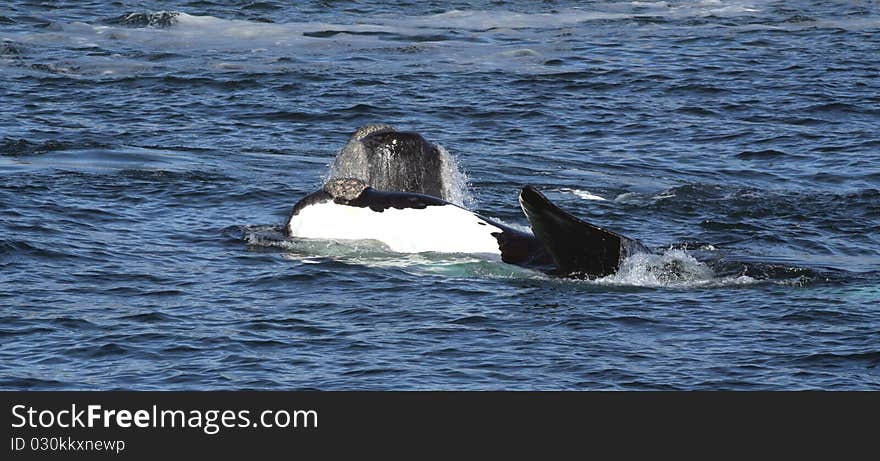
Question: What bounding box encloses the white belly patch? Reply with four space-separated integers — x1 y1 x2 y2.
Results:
288 200 503 255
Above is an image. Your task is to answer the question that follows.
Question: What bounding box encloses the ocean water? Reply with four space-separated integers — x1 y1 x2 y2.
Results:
1 1 878 390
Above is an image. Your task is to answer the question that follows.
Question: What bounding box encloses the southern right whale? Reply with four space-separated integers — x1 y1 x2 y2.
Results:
285 178 648 278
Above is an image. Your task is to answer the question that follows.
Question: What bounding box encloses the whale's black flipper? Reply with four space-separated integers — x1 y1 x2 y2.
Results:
518 186 647 278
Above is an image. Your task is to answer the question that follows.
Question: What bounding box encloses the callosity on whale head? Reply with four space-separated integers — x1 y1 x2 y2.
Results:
328 124 447 199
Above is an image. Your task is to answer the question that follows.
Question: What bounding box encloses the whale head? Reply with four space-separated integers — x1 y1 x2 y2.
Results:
329 124 445 199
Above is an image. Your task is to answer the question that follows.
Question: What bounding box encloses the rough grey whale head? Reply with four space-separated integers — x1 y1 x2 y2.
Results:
328 124 445 199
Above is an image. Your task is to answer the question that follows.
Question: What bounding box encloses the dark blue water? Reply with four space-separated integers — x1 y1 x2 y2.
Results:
1 1 878 389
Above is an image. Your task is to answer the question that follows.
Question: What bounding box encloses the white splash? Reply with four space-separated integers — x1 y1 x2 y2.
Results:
437 145 475 208
595 248 756 288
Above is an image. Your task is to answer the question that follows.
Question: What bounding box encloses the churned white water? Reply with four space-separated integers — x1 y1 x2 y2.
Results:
595 249 757 288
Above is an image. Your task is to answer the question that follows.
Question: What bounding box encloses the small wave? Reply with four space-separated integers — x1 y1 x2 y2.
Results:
745 262 841 283
668 84 731 95
118 312 176 323
28 62 81 75
0 138 108 156
736 149 789 159
243 2 283 12
239 224 288 248
559 188 607 201
669 241 719 251
700 220 763 231
2 144 210 176
409 9 628 30
302 30 391 39
796 351 880 367
408 3 763 30
778 308 866 324
802 102 866 114
0 377 68 390
66 343 129 359
782 15 816 24
675 106 719 117
0 239 78 260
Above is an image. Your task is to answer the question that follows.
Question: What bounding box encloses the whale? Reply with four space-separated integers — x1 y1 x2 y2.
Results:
285 178 648 278
328 124 448 200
